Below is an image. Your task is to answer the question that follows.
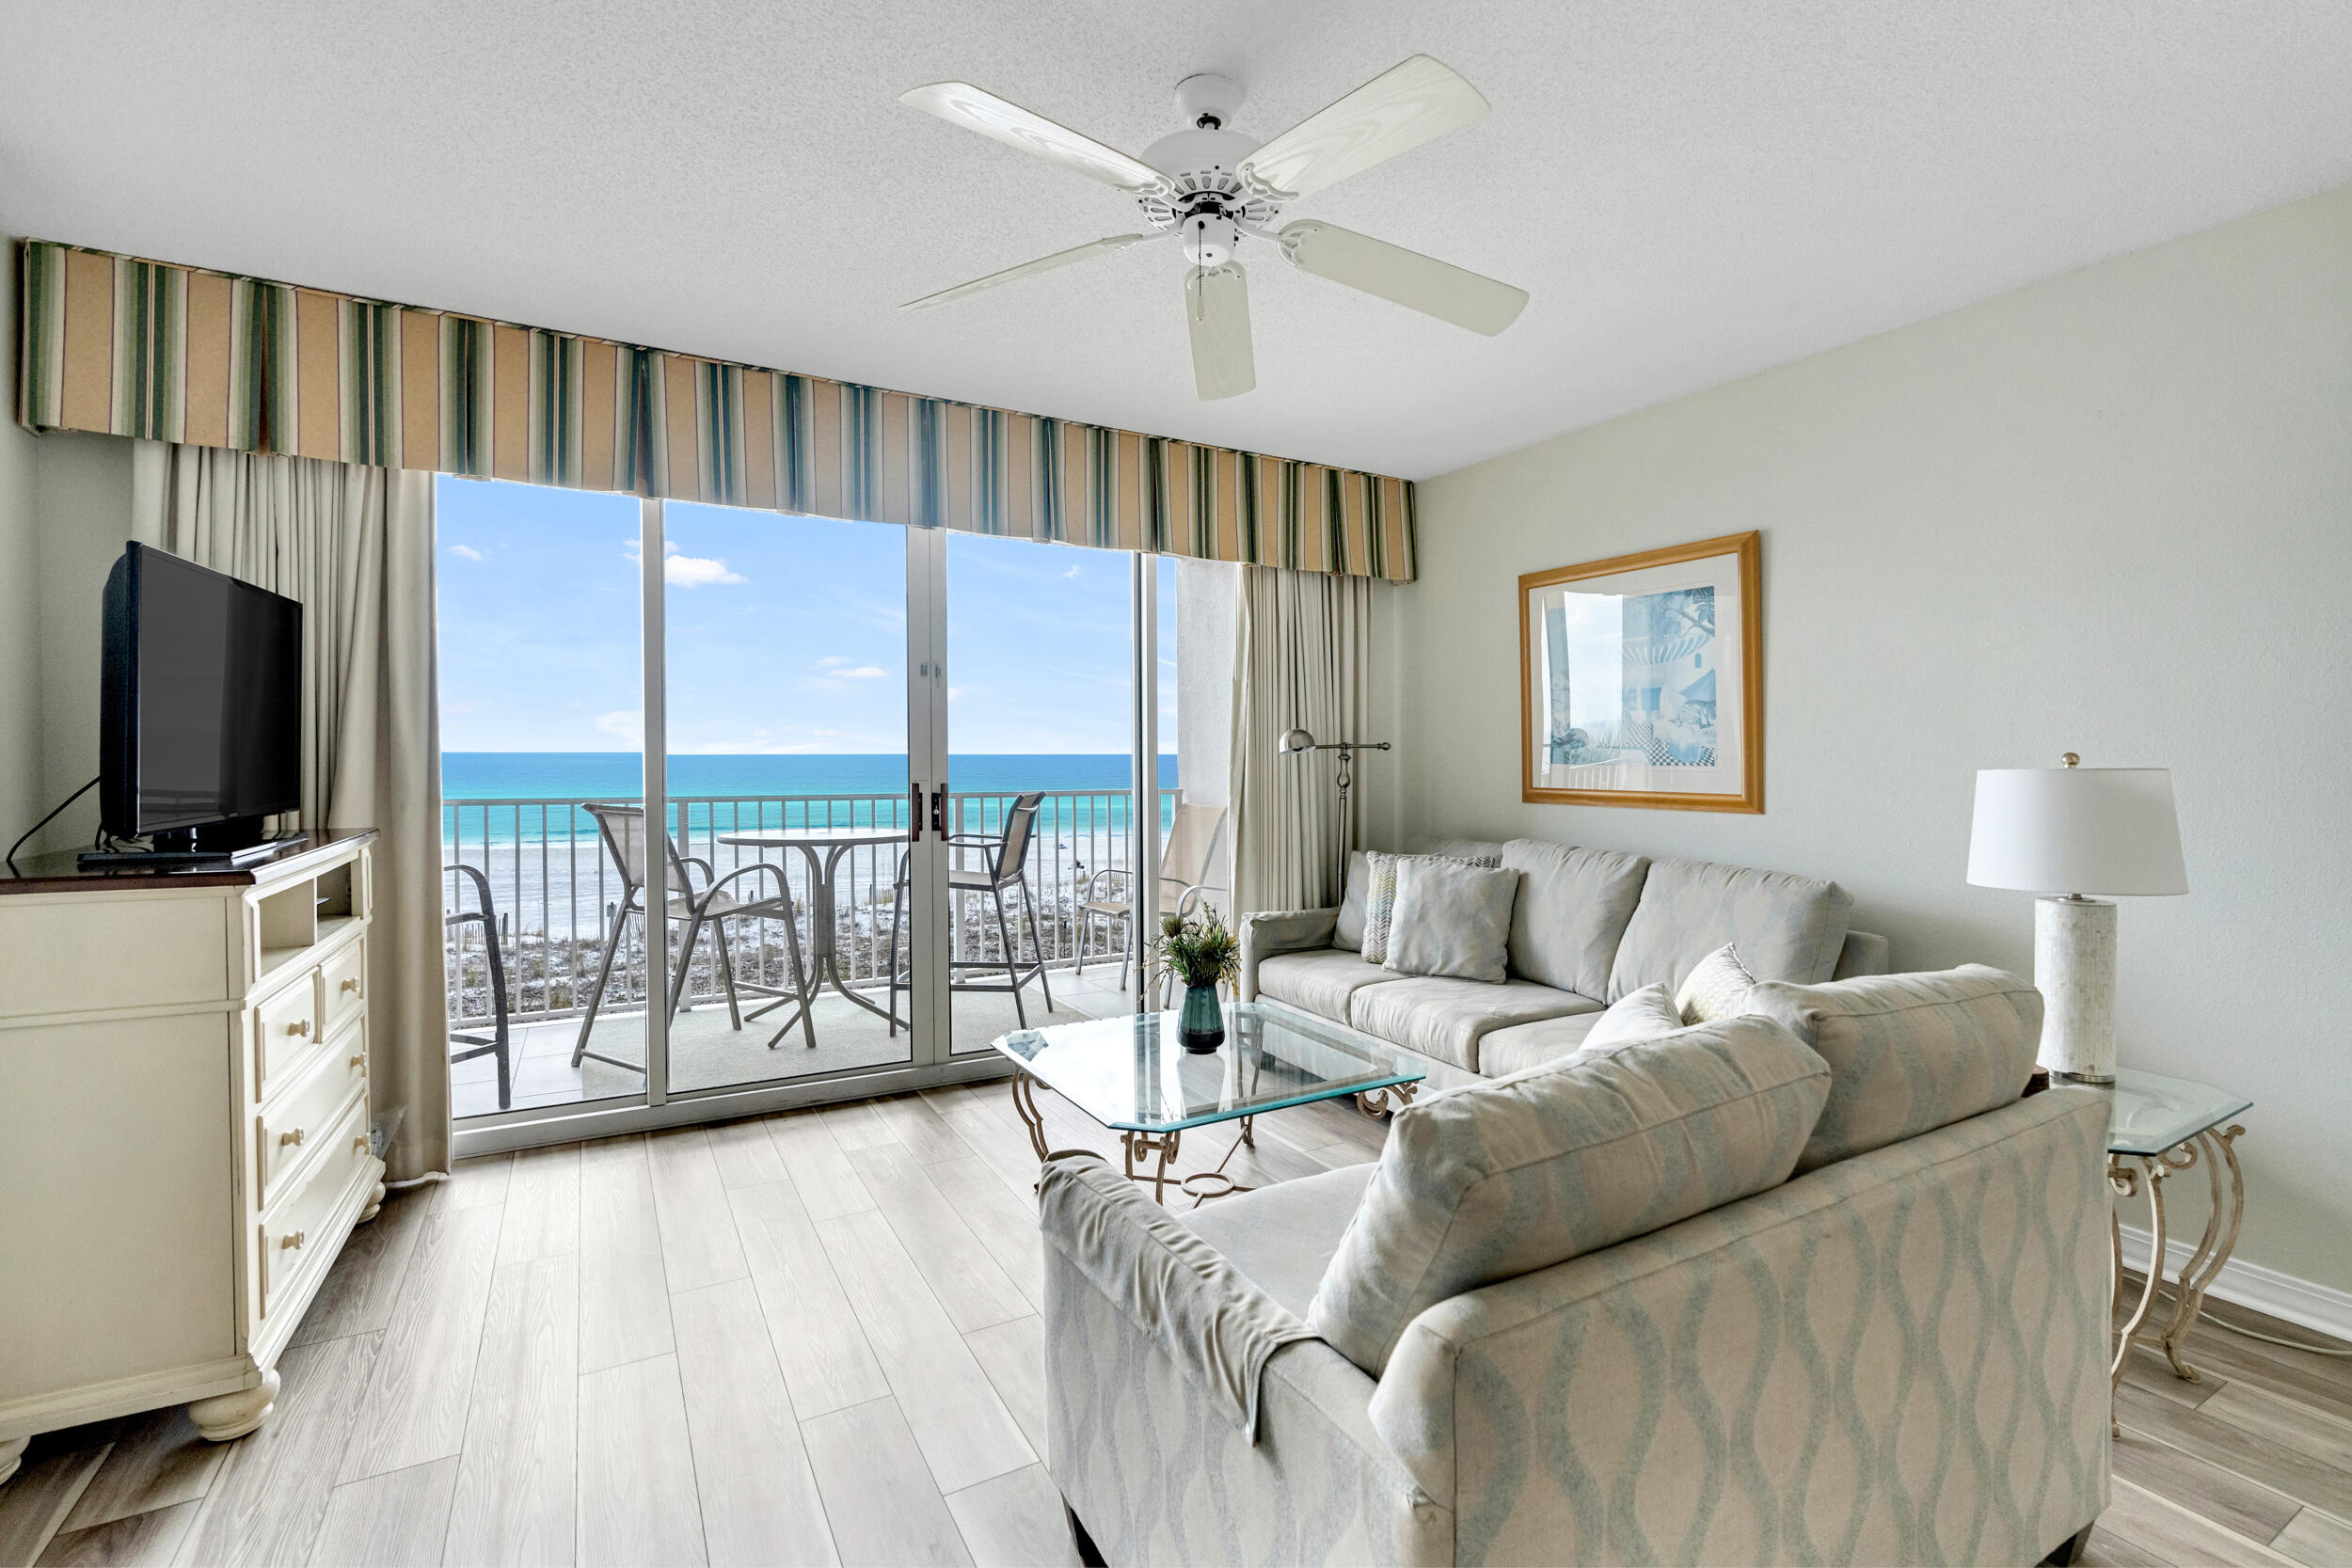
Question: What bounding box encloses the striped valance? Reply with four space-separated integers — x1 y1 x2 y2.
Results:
16 240 1416 580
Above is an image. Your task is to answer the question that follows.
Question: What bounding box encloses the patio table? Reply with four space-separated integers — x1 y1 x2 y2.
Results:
717 825 909 1045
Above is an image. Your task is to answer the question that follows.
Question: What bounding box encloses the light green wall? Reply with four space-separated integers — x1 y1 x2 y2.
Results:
1404 183 2352 1296
33 433 136 853
0 232 41 856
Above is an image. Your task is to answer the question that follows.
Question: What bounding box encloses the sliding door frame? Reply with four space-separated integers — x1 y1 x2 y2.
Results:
452 513 1163 1156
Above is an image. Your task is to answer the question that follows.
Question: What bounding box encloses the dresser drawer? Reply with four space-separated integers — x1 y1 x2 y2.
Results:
257 1018 368 1208
260 1093 371 1320
321 934 367 1037
254 969 323 1098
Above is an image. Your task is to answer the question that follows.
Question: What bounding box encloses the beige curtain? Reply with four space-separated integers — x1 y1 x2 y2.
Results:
132 442 449 1180
1229 565 1374 917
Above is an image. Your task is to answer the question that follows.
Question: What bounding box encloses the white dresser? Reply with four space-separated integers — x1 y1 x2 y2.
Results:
0 831 384 1481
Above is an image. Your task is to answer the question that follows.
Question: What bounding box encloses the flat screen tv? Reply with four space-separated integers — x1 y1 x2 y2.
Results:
100 542 302 850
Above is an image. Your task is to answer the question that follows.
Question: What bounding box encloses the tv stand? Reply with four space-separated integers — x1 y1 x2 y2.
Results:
0 830 380 1463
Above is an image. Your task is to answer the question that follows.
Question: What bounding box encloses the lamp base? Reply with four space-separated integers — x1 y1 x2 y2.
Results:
2035 895 2118 1083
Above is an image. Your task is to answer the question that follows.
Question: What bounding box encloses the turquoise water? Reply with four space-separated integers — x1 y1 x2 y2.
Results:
442 752 1180 845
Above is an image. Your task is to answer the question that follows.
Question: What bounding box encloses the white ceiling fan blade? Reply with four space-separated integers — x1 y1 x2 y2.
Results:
901 233 1160 312
1239 55 1488 201
1279 220 1528 336
901 82 1168 195
1184 263 1255 401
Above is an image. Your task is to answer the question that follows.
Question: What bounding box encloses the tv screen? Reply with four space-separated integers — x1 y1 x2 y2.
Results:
101 543 303 840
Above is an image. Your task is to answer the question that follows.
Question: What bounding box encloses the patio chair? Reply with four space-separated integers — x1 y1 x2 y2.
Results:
1077 800 1227 1001
572 803 814 1071
886 790 1053 1031
445 863 513 1111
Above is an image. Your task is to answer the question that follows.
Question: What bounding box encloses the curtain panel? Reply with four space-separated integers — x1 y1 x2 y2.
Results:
1229 565 1375 918
131 442 451 1181
20 240 1420 581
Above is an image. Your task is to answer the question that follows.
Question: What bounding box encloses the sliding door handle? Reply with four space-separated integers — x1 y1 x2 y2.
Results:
930 787 947 839
908 784 922 845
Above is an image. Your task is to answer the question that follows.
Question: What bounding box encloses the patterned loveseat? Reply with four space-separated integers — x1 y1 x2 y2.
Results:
1040 938 2111 1565
1237 839 1891 1083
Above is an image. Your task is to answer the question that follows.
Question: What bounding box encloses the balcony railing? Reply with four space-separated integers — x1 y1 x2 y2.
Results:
441 789 1179 1028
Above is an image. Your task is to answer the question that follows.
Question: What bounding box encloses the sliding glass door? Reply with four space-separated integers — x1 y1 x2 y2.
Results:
936 531 1143 1053
436 478 648 1120
657 500 917 1096
441 483 1184 1138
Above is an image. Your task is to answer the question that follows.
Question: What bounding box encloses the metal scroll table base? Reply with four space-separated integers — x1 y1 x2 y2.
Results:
2109 1122 2247 1430
1008 1069 1419 1206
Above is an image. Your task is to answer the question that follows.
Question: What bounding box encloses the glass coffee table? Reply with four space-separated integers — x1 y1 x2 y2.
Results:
992 1000 1431 1203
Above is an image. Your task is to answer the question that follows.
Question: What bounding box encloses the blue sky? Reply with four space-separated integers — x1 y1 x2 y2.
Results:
435 477 1178 753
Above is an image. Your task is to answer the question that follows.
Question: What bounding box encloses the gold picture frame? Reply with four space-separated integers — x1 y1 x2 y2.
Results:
1519 531 1763 813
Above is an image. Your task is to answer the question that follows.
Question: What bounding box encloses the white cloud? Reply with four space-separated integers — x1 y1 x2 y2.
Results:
595 709 643 744
448 544 485 562
620 537 744 587
665 553 745 588
946 687 964 702
816 655 851 669
838 665 886 680
1062 564 1080 578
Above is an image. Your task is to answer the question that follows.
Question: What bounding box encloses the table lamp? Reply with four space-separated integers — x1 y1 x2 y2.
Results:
1966 753 2187 1082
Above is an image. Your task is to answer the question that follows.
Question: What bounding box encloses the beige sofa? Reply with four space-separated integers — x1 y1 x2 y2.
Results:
1239 839 1890 1081
1038 963 2111 1567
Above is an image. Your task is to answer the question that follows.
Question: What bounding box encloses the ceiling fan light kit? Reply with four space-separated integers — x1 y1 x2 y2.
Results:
898 55 1530 400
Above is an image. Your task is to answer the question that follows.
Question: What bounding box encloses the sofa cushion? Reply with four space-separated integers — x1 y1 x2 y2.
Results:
1385 859 1518 983
1748 965 2043 1172
1180 1163 1376 1318
1606 857 1853 1000
1581 983 1686 1052
1333 850 1371 951
1346 976 1597 1072
1256 948 1407 1024
1499 840 1650 999
1477 1011 1607 1078
1306 1016 1832 1374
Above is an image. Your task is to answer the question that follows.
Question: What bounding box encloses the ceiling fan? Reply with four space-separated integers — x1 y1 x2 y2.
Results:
898 55 1529 401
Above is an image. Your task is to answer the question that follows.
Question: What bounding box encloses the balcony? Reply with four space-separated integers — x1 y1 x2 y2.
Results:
443 788 1175 1117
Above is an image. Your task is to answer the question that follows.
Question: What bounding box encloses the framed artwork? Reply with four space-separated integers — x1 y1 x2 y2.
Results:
1519 530 1762 813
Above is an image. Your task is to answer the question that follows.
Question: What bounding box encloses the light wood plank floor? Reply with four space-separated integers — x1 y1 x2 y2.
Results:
6 1082 2349 1566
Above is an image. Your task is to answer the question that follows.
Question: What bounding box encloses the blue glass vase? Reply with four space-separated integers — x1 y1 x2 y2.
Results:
1178 984 1225 1053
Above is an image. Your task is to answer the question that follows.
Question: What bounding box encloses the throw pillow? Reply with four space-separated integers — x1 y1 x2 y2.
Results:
1746 965 2044 1172
1676 942 1759 1024
1306 1015 1832 1375
1382 859 1518 983
1580 983 1685 1052
1362 849 1501 965
1333 850 1371 951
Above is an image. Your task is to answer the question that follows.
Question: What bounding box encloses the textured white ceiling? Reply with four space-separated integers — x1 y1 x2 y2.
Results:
4 2 2349 479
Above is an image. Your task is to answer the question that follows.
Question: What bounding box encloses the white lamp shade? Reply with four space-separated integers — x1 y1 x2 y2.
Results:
1967 767 2187 895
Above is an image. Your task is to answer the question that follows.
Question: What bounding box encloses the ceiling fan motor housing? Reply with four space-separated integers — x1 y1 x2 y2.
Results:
1137 125 1278 238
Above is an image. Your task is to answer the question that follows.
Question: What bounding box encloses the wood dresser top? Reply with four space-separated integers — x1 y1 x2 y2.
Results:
0 827 378 895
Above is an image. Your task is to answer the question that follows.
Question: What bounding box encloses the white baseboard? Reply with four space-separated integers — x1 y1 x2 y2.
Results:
2117 1224 2352 1345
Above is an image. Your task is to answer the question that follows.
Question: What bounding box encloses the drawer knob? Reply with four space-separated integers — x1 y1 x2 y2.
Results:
353 1135 370 1154
287 1019 311 1038
340 977 360 993
348 1054 366 1069
279 1128 306 1148
281 1230 306 1250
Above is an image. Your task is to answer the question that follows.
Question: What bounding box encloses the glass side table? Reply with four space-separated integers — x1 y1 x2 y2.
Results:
2101 1067 2251 1418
